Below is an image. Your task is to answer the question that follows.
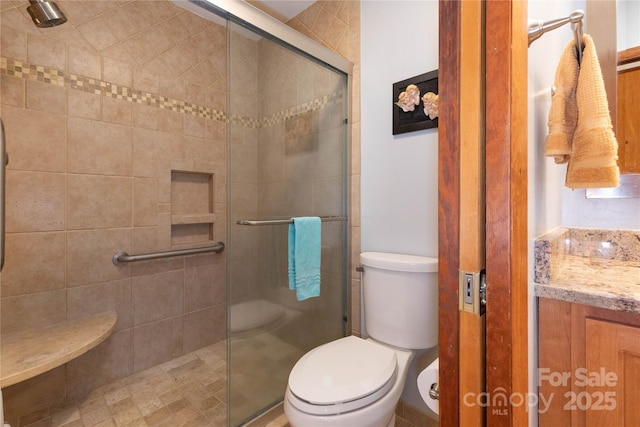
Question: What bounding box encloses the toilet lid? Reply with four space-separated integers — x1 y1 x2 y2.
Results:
288 336 397 405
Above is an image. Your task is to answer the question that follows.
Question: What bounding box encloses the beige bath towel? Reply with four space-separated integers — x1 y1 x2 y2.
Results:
544 39 579 164
566 34 620 188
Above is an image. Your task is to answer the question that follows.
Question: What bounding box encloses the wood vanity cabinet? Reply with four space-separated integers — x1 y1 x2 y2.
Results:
617 47 640 173
538 298 640 426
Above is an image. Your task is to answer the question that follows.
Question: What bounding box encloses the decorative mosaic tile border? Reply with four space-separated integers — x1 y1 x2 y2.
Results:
260 91 344 127
0 57 342 129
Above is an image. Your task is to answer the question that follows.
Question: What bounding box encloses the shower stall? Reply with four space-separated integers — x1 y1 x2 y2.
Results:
0 0 351 425
219 2 351 425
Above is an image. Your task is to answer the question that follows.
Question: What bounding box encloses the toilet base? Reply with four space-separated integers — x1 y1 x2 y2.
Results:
386 413 395 427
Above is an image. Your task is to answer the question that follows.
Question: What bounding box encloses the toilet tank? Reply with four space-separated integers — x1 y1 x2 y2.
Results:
360 252 438 350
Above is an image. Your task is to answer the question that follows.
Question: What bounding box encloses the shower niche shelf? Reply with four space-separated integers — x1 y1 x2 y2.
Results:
169 167 216 247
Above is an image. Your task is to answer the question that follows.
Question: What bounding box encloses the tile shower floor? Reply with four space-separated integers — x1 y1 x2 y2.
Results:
11 333 431 427
14 342 229 427
13 332 299 427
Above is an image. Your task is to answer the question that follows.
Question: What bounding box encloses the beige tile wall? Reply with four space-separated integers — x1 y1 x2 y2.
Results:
227 19 347 325
286 0 362 336
0 0 228 418
0 0 362 422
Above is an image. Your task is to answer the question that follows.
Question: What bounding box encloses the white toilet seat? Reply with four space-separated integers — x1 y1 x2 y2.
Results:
287 336 398 415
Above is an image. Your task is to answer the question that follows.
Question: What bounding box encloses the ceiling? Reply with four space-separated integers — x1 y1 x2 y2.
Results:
247 0 316 22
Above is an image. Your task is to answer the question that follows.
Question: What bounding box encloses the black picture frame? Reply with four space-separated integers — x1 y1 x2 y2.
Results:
392 70 439 135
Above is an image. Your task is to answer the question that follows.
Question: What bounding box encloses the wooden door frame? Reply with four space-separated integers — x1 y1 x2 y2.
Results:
437 0 461 423
438 1 529 425
484 1 529 425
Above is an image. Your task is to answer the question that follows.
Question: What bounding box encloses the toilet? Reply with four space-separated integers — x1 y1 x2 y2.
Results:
284 252 438 427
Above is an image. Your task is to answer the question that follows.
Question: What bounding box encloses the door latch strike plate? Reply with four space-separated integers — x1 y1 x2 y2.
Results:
459 270 486 314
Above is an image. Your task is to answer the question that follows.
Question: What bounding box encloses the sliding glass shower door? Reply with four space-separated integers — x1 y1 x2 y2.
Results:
227 19 349 426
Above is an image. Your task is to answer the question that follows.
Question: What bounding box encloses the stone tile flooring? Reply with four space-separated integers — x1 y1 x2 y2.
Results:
227 331 303 427
11 335 431 427
15 342 228 427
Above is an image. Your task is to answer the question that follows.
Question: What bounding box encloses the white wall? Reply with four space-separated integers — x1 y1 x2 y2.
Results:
528 4 579 425
361 0 439 414
364 0 638 422
361 1 439 258
529 0 640 425
618 0 640 51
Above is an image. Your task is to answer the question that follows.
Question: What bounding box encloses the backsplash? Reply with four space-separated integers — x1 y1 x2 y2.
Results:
534 227 640 285
564 228 640 261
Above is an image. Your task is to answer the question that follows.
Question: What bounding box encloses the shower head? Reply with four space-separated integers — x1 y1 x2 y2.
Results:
27 0 67 28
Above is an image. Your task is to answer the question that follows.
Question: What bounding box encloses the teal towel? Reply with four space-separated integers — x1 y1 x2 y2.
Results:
288 217 321 300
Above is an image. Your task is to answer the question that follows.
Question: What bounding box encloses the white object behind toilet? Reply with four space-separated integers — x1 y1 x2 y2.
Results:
417 357 439 415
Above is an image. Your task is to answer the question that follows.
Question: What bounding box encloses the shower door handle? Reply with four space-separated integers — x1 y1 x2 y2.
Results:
0 119 7 271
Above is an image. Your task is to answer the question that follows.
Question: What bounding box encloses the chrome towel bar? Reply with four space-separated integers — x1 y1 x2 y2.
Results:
528 10 585 65
112 242 225 266
236 216 347 226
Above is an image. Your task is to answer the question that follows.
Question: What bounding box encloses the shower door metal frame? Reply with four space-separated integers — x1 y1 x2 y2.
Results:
184 0 353 76
179 5 354 330
183 1 354 425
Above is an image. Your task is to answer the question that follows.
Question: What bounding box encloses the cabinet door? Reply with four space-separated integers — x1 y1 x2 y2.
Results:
617 66 640 173
585 318 640 426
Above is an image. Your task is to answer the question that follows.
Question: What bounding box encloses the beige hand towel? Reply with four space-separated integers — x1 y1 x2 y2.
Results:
566 34 620 188
544 39 579 164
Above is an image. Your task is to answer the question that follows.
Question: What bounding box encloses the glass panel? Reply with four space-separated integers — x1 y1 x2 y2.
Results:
227 19 349 426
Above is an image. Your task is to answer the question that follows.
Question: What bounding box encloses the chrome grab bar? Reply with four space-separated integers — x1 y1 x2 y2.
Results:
236 215 347 226
112 242 225 266
0 119 7 272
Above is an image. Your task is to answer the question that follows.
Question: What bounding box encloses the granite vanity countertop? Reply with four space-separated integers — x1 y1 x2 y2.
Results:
534 227 640 313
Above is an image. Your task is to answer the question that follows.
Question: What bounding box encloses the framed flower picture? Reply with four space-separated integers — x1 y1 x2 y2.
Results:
392 70 439 135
